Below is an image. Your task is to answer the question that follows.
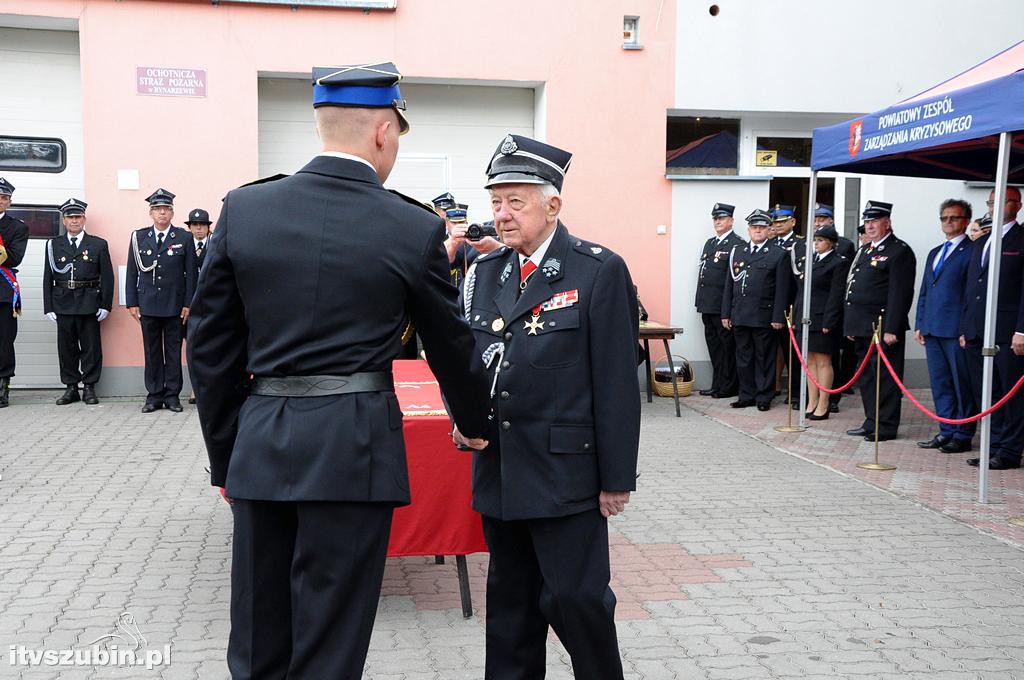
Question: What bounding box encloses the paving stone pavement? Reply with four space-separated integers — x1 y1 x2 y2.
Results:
1 392 1024 679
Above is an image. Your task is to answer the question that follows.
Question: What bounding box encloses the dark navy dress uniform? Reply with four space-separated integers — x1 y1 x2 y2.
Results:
464 135 639 680
0 177 29 407
793 227 850 356
960 222 1024 468
772 205 803 404
916 234 975 448
125 189 197 411
695 202 745 398
43 199 114 399
187 63 489 680
722 210 792 408
843 201 916 439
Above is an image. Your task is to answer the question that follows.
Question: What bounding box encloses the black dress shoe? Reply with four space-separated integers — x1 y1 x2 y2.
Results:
773 390 782 397
968 457 1021 469
791 401 802 410
141 402 161 413
188 395 196 404
846 427 873 437
165 399 184 413
56 385 81 405
828 403 840 414
866 433 897 442
757 402 771 412
699 389 714 396
82 385 99 405
712 391 738 399
730 399 755 409
807 412 829 421
939 439 972 454
917 435 951 449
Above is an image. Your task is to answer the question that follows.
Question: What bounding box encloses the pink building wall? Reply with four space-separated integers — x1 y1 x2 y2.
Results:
7 0 675 370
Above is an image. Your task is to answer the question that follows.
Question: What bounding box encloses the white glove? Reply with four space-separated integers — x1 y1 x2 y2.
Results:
46 312 57 323
96 309 109 322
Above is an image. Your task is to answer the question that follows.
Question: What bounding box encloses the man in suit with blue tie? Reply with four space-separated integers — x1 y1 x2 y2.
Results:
914 199 976 453
960 187 1024 470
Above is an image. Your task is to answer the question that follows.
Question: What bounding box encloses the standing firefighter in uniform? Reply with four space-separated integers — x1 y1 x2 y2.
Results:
695 202 745 398
187 63 490 679
43 199 114 405
844 200 916 441
126 189 197 413
0 177 28 408
456 133 640 680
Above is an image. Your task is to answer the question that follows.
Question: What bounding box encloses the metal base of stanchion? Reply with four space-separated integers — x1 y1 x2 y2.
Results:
857 462 897 471
774 425 806 433
1009 517 1024 529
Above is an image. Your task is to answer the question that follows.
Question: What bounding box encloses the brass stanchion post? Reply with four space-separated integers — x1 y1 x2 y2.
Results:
858 316 896 471
775 308 806 433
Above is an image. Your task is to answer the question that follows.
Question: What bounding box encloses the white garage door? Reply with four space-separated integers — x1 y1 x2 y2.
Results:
258 78 535 225
0 27 84 388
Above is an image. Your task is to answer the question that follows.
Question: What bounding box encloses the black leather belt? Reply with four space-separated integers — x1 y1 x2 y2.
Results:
250 371 394 397
55 280 100 290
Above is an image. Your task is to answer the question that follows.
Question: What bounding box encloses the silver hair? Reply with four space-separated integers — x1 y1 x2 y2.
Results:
538 183 560 200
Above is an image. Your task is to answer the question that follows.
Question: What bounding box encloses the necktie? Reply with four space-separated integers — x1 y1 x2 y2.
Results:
933 240 952 275
157 232 165 252
70 236 79 251
520 259 538 290
813 253 821 264
196 241 204 257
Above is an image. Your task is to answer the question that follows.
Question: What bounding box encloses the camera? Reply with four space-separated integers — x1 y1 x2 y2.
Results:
466 222 499 241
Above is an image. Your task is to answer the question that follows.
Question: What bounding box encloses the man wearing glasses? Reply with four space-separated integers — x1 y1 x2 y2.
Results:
914 199 976 454
959 187 1024 470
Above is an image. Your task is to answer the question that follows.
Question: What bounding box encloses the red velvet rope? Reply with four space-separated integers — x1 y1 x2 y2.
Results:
787 325 875 395
876 341 1024 425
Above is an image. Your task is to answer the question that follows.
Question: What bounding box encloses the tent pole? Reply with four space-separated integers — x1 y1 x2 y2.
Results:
798 172 818 428
978 131 1011 504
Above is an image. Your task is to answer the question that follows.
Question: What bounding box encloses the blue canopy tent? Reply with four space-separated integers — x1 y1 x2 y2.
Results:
804 40 1024 503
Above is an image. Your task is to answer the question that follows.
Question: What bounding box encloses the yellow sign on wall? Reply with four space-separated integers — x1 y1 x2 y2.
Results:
756 150 778 167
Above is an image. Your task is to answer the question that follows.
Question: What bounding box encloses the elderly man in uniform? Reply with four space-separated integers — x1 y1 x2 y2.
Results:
814 203 857 412
844 201 916 441
125 189 197 413
188 63 490 679
0 178 28 408
695 202 745 398
455 133 640 679
722 209 791 411
43 199 114 405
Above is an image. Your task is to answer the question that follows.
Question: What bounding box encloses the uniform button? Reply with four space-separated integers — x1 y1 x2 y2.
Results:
501 421 511 431
501 361 510 369
504 332 512 340
548 321 557 327
583 443 591 450
977 295 981 300
500 391 510 399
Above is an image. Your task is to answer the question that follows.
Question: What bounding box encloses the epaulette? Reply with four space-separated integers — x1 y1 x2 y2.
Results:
573 238 611 261
388 189 437 216
474 246 510 265
236 173 289 190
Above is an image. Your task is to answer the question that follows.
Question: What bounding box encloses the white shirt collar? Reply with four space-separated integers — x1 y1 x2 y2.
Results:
942 233 967 248
751 240 766 252
716 229 734 243
0 212 5 220
153 225 171 238
318 151 377 174
817 249 833 259
518 227 558 269
1002 219 1017 234
69 231 85 243
871 232 893 248
194 236 207 247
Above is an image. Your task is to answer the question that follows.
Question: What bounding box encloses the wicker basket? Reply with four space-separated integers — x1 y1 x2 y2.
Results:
650 355 695 398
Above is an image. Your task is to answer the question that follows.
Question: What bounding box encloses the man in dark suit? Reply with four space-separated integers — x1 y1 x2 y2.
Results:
457 133 639 679
722 209 791 411
42 199 114 405
844 201 917 441
915 199 976 453
960 187 1024 470
188 63 490 679
695 202 745 398
0 177 28 408
126 188 197 413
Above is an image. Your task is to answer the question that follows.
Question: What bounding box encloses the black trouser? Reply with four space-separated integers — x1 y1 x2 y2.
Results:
734 325 777 404
229 499 394 680
140 314 183 403
854 334 905 437
482 509 623 680
830 336 856 406
965 339 1024 464
702 313 737 395
0 309 16 378
56 313 102 386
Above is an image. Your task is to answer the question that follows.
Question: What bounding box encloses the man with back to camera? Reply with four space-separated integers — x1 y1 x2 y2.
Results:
0 177 28 408
43 199 114 406
187 62 491 678
125 188 197 413
456 133 640 679
695 202 745 398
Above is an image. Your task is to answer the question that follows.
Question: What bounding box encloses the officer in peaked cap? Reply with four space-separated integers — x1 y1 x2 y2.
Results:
43 199 114 406
722 209 792 411
696 202 745 398
125 188 197 413
444 202 479 287
769 204 803 404
457 132 640 679
0 177 28 408
187 62 489 679
844 200 916 441
185 208 213 273
814 203 857 259
431 191 457 219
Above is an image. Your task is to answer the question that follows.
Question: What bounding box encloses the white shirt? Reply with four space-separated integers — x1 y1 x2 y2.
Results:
982 220 1017 266
153 226 171 242
932 233 966 271
715 229 734 245
750 241 767 255
318 151 377 174
518 227 558 272
815 249 833 262
193 237 207 251
871 232 893 248
68 231 86 249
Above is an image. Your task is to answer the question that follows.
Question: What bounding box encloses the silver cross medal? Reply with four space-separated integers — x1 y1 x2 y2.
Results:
524 314 544 335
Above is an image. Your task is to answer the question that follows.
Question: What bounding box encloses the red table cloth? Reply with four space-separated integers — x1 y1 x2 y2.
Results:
387 360 487 557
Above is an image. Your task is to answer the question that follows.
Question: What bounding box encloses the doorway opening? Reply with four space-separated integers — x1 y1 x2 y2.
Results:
768 177 835 236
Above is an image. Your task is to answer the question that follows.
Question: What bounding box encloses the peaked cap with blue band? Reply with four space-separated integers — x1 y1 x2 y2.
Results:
814 203 834 218
312 63 410 135
59 198 87 216
771 204 796 221
485 134 572 192
445 203 468 221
